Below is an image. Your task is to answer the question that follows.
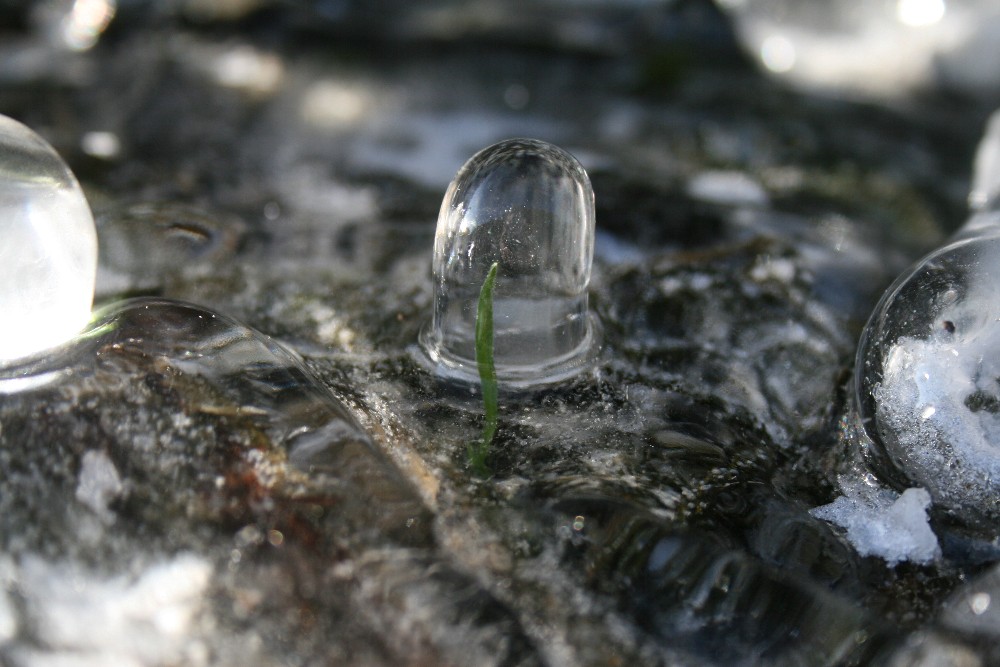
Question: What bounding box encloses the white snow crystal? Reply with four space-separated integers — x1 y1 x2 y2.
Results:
871 237 1000 523
811 487 940 566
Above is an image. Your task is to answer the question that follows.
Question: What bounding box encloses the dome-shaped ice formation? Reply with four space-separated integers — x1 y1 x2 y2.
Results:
0 114 97 363
420 138 598 386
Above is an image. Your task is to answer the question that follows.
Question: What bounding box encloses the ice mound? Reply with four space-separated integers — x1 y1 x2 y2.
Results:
853 108 1000 532
856 232 1000 528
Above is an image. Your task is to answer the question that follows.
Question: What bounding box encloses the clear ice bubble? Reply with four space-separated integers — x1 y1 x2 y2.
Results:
419 138 598 386
0 114 97 364
855 109 1000 527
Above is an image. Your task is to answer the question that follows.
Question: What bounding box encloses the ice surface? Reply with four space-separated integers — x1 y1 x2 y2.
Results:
0 114 97 363
0 5 988 662
811 486 940 566
941 563 1000 638
420 138 598 386
878 292 1000 475
585 502 880 665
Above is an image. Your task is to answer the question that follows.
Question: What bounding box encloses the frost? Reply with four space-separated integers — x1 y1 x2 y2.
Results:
877 330 1000 482
811 486 940 566
864 235 1000 524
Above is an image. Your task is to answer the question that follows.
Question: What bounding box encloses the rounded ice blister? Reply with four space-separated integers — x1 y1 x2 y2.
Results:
856 109 1000 527
419 138 598 386
0 114 97 363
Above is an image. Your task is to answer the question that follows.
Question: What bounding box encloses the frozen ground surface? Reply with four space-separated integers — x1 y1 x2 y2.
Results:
0 1 999 665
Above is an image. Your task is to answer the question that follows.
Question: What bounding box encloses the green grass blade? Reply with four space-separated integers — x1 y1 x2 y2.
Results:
470 261 499 477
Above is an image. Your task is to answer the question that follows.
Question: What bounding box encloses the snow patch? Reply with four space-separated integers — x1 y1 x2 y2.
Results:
811 486 940 566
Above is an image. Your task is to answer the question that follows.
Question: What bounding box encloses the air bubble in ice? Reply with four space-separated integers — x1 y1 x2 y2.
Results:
855 109 1000 527
0 114 97 363
419 138 598 386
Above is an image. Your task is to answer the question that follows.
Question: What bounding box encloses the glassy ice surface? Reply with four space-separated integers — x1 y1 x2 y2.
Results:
0 297 541 665
575 501 881 666
0 114 97 363
420 138 597 385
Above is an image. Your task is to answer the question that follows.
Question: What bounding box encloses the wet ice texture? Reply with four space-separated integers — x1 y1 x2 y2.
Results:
568 500 883 666
0 298 497 665
420 138 597 386
0 114 97 363
0 5 980 662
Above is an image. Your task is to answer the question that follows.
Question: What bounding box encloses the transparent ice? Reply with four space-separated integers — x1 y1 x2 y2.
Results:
420 138 597 386
0 114 97 363
0 297 446 664
855 108 1000 528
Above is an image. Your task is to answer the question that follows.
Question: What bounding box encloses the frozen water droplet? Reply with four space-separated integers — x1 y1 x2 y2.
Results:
855 111 1000 528
856 231 1000 526
420 138 598 386
0 114 97 363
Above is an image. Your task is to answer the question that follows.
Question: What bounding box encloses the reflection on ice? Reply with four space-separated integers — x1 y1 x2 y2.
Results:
897 0 947 27
721 0 1000 96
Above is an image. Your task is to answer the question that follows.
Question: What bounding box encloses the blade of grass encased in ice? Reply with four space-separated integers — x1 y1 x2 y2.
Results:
470 261 499 477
